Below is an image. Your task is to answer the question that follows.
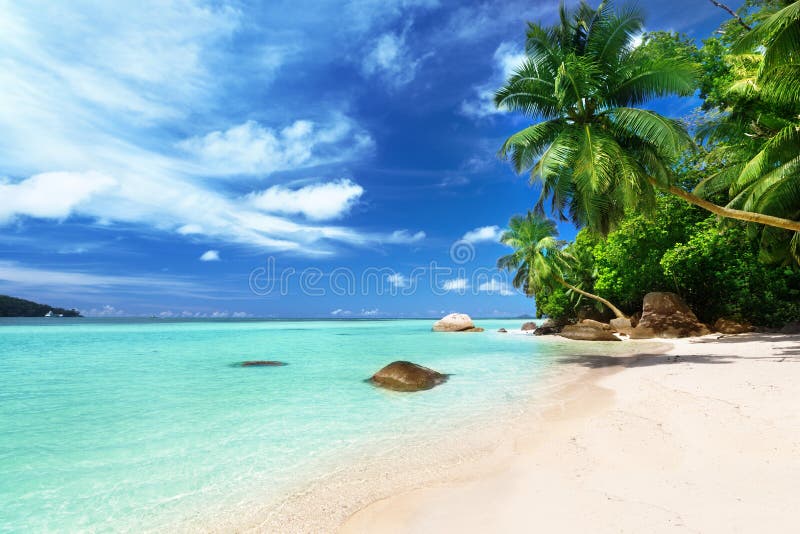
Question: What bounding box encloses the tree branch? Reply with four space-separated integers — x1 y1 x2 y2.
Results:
707 0 752 31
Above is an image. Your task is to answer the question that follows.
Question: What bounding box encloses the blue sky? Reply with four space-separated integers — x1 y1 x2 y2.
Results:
0 0 742 318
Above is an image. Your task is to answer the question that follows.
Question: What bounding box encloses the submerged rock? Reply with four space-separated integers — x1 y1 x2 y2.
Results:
432 313 475 332
631 292 710 338
240 360 287 367
369 361 449 392
559 320 620 341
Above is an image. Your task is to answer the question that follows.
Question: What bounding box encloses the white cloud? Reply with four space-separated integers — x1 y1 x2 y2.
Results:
199 250 220 262
177 117 374 176
384 230 426 244
0 172 115 223
0 3 416 256
442 278 469 291
330 308 352 316
462 225 503 243
460 42 527 119
478 279 515 296
362 26 429 88
361 307 380 316
247 179 364 221
387 273 408 288
85 304 126 317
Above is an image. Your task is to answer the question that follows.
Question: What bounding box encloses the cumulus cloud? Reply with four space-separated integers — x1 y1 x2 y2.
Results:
199 250 220 261
247 179 364 220
177 117 374 176
0 172 115 223
361 307 380 316
442 278 469 291
478 279 515 296
460 42 527 118
462 225 503 243
330 308 352 316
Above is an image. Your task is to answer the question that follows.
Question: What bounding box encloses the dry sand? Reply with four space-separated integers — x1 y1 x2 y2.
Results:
340 333 800 534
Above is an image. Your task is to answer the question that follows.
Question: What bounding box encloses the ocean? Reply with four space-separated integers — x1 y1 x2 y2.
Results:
0 318 630 531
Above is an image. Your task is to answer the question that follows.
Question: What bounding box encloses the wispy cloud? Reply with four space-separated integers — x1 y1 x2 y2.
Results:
460 41 527 118
361 24 431 88
0 1 419 256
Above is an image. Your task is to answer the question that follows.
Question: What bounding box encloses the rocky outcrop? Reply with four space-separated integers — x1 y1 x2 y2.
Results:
630 292 710 339
498 328 508 333
533 318 561 335
240 361 287 367
559 320 620 341
369 361 449 392
462 327 485 332
713 318 753 334
609 317 633 335
432 313 475 332
521 321 538 331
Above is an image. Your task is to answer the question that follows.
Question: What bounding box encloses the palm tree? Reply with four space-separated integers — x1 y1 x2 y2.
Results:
497 211 627 319
697 1 800 262
495 0 800 233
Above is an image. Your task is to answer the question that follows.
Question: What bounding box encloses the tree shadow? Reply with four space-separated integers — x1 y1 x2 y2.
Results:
558 351 800 369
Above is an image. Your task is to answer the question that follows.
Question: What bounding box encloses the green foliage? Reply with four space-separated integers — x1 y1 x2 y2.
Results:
592 195 706 312
0 295 81 317
496 0 698 234
661 221 800 325
533 285 573 322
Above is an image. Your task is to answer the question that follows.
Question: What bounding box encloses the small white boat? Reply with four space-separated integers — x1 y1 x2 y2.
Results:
44 310 54 317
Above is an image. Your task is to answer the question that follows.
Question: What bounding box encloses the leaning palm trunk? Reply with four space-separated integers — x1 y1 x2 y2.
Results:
553 275 627 320
657 180 800 232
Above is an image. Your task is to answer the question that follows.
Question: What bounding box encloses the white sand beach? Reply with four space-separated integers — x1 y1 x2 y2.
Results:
339 333 800 533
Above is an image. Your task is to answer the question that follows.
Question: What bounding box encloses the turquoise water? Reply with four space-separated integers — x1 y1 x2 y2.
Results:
1 318 615 532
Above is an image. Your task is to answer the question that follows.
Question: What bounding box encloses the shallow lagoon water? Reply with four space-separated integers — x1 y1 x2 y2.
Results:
0 318 634 531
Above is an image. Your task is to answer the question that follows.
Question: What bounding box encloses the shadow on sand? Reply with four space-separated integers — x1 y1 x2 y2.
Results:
557 333 800 369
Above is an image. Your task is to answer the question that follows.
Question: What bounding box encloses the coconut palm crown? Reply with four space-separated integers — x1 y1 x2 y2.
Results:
496 0 800 234
497 211 626 319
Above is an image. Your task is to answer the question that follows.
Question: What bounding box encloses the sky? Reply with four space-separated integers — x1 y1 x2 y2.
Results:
0 0 743 318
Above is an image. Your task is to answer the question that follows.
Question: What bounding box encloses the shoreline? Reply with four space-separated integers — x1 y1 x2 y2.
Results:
219 337 672 533
338 332 800 533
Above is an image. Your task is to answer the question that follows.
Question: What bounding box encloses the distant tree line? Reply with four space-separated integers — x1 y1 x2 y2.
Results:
0 295 82 317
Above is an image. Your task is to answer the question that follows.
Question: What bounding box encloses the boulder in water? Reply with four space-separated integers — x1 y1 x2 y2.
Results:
432 313 475 332
498 328 508 333
369 361 449 392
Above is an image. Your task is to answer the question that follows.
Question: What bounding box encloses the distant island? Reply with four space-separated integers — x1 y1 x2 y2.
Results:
0 295 81 317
